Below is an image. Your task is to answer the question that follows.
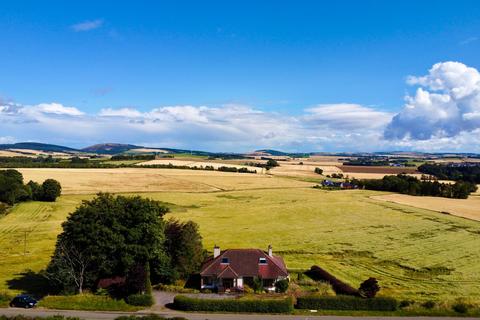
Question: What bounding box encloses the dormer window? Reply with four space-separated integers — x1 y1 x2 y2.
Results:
259 257 267 264
221 257 229 264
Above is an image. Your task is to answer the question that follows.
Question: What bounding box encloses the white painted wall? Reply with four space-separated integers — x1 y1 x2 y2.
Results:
237 277 243 288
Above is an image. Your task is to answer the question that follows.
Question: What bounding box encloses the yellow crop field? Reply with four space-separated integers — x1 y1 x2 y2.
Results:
17 168 314 194
0 167 479 304
371 193 480 222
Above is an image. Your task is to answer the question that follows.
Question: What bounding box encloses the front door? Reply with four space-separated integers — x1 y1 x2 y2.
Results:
223 278 234 289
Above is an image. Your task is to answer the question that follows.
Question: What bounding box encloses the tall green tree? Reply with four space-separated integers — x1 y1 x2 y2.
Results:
165 219 206 280
0 169 30 205
47 193 171 293
41 179 62 201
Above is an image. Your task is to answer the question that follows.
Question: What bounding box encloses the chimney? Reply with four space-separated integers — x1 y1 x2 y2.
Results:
268 245 273 257
213 245 221 258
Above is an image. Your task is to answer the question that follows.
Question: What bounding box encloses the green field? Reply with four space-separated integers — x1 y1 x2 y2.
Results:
1 187 479 303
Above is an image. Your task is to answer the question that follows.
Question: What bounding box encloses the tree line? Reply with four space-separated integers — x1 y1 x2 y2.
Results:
358 174 477 199
0 169 62 206
418 163 480 184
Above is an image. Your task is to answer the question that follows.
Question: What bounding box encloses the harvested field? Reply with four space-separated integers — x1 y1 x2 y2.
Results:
16 168 313 194
339 165 422 180
269 162 342 178
371 193 480 221
340 165 419 174
137 159 262 173
0 150 28 157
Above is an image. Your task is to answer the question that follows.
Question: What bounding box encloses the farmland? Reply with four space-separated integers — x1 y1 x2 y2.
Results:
1 168 480 303
371 193 480 222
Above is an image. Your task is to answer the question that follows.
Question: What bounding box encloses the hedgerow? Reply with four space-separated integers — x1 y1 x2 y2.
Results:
173 295 293 313
305 265 359 296
125 294 154 306
296 295 398 311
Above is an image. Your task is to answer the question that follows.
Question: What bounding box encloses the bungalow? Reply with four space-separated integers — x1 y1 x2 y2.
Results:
199 245 289 293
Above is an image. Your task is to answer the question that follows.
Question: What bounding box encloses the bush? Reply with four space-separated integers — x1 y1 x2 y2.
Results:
296 295 398 311
452 302 469 314
125 294 154 307
39 294 141 311
0 202 9 216
314 167 323 175
305 266 358 296
243 284 254 294
115 316 188 320
399 299 415 309
41 179 62 201
0 291 12 307
173 295 294 313
358 277 380 298
421 300 436 309
275 279 289 293
0 317 81 320
252 277 263 293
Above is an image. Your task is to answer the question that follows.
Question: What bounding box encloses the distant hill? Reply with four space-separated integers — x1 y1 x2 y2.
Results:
253 149 290 156
81 143 143 154
0 142 78 153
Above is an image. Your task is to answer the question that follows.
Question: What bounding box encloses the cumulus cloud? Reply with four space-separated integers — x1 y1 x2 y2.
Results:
33 103 84 116
385 61 480 140
71 19 103 32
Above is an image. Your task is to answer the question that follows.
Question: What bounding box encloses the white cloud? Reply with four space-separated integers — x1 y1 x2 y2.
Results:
385 61 480 141
0 136 15 144
304 103 392 130
71 19 103 32
99 107 142 118
33 103 84 116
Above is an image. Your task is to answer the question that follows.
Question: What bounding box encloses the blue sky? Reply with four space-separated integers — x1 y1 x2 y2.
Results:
1 1 480 152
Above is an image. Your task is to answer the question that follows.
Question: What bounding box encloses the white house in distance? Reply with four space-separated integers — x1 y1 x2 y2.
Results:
199 245 289 292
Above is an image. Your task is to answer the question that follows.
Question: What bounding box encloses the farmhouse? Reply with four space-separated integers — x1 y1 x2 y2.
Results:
199 245 289 292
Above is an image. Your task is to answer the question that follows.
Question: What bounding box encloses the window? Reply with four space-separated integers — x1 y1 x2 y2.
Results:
259 257 267 264
221 257 229 264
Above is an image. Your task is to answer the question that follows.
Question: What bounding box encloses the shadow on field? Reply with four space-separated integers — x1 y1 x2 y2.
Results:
7 270 51 299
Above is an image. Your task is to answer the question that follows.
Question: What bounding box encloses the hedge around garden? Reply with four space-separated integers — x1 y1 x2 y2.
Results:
296 295 398 311
125 293 154 307
173 295 293 313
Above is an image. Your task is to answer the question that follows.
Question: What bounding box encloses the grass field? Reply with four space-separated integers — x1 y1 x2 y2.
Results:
1 174 479 303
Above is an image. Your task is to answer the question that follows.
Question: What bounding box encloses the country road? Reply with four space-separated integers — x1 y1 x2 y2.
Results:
1 308 479 320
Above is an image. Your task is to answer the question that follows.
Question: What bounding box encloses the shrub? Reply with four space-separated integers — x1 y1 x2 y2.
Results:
243 284 254 294
421 300 436 309
305 266 358 296
275 279 289 293
296 295 398 311
314 167 323 175
0 317 81 320
39 294 141 311
399 299 415 309
115 316 188 320
252 278 263 293
0 291 12 307
173 295 294 313
452 302 469 314
0 202 9 216
125 294 154 307
41 179 62 201
358 277 380 298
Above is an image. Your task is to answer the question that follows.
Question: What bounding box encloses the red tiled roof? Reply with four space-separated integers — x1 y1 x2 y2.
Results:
200 249 288 279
